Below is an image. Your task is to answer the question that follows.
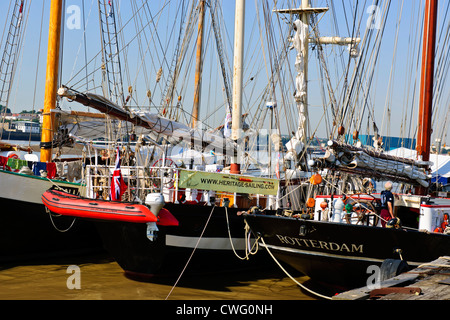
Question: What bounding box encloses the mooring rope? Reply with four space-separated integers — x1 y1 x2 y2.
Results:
44 179 79 232
45 207 77 233
224 206 259 260
418 256 450 269
260 237 333 300
165 205 216 300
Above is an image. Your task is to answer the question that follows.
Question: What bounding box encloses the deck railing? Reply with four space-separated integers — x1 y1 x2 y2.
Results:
84 164 270 208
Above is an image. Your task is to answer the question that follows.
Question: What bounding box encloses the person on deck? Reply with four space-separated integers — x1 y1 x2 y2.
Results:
380 181 395 227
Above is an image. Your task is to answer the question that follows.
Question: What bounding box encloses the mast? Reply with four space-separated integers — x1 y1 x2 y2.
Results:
40 0 63 162
191 0 206 129
274 2 356 175
275 2 328 151
298 0 309 147
230 0 245 174
417 0 437 163
416 0 438 194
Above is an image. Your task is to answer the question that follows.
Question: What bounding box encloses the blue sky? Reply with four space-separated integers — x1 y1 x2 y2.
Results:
1 0 448 146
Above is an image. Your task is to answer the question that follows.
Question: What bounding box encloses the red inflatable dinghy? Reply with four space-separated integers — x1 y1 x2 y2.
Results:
42 189 159 223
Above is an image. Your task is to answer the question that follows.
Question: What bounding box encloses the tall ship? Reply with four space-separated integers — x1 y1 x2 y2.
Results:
244 0 450 293
47 0 282 277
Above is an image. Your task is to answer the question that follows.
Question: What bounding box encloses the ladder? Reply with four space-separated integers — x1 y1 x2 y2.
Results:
97 0 125 106
0 0 26 108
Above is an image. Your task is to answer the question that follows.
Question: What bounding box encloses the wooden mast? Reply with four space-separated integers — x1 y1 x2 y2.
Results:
416 0 438 194
230 0 245 174
40 0 63 162
191 0 205 129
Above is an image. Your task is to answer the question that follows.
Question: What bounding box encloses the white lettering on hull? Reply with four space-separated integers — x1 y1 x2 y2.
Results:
275 234 364 253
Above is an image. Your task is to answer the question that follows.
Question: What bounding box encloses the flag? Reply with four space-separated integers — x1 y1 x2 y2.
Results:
110 147 127 201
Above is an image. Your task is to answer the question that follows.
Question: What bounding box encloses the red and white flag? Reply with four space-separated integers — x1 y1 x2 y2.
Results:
110 147 127 201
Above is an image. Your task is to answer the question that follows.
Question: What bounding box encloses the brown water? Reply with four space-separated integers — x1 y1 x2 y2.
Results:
0 253 330 300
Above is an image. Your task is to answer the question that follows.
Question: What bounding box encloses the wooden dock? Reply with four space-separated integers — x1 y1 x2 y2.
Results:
333 256 450 300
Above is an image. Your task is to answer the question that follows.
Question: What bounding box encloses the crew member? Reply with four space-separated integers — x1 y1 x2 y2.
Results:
380 181 395 227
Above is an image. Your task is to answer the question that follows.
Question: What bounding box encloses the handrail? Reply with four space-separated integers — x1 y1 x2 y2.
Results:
84 164 270 207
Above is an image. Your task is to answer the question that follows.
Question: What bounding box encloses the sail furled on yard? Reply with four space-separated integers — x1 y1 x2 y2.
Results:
310 140 431 187
57 86 236 156
283 19 308 166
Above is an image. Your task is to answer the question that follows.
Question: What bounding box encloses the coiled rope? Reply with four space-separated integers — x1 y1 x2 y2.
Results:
224 206 259 260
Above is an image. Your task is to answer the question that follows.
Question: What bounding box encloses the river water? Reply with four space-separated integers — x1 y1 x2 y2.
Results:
0 252 332 301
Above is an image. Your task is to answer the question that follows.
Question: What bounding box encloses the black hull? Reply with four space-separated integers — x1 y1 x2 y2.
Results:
93 203 266 278
0 197 103 263
244 213 450 290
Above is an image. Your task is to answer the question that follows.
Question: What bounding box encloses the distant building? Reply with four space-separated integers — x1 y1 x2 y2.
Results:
17 113 40 121
12 121 40 134
2 113 18 121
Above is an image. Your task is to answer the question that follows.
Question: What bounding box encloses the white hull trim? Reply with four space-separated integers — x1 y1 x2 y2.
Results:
261 242 422 267
166 235 252 251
